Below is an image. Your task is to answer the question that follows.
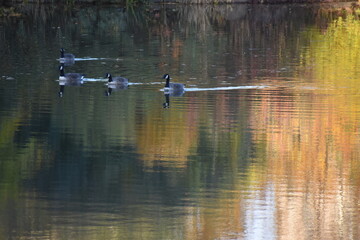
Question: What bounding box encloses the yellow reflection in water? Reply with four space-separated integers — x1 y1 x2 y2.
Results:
247 14 360 240
300 14 360 90
135 105 199 169
7 12 360 240
132 14 360 240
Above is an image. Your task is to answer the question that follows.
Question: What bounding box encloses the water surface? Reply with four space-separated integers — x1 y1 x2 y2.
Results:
0 4 359 240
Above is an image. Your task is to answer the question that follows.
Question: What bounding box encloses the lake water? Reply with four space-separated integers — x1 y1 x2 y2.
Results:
0 3 359 240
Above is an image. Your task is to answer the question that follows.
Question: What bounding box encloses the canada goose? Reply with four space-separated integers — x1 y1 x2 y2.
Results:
163 74 185 96
58 65 84 97
60 48 75 65
59 65 84 83
105 73 129 87
163 74 184 91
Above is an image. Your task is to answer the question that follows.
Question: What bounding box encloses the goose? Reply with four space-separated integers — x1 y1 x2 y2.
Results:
60 48 75 65
105 73 129 88
163 74 185 95
59 65 84 83
58 65 84 97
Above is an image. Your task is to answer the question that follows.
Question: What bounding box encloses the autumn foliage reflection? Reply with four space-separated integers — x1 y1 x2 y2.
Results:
0 5 359 240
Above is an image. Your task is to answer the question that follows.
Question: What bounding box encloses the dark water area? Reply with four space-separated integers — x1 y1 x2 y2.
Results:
0 4 359 240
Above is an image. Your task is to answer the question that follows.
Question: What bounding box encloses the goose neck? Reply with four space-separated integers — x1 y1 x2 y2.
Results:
165 78 170 88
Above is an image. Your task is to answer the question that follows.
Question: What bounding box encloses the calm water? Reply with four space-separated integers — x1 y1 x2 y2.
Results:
0 3 360 240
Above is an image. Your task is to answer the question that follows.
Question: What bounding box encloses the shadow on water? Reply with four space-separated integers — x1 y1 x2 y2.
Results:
104 85 129 96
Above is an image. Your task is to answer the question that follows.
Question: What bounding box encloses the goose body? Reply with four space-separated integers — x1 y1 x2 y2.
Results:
105 73 129 87
59 65 84 85
58 65 84 97
60 48 75 65
163 74 185 95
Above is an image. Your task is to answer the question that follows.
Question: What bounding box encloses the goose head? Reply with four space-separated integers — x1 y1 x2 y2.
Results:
59 64 65 78
163 74 170 81
163 74 171 88
105 73 112 82
60 48 65 58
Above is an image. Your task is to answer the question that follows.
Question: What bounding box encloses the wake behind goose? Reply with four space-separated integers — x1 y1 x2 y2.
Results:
160 85 268 92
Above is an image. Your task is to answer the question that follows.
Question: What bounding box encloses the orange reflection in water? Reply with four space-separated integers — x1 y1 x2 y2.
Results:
248 85 360 240
135 103 199 169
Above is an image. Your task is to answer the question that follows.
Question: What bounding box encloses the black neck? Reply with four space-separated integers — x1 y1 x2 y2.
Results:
165 78 170 88
59 68 65 77
108 75 113 82
60 50 64 58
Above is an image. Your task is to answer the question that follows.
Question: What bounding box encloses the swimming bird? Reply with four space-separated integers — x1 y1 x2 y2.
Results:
58 65 84 97
59 65 84 83
60 48 75 65
163 74 185 95
105 73 129 88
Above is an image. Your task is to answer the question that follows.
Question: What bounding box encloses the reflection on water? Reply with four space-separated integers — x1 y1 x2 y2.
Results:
0 3 359 240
